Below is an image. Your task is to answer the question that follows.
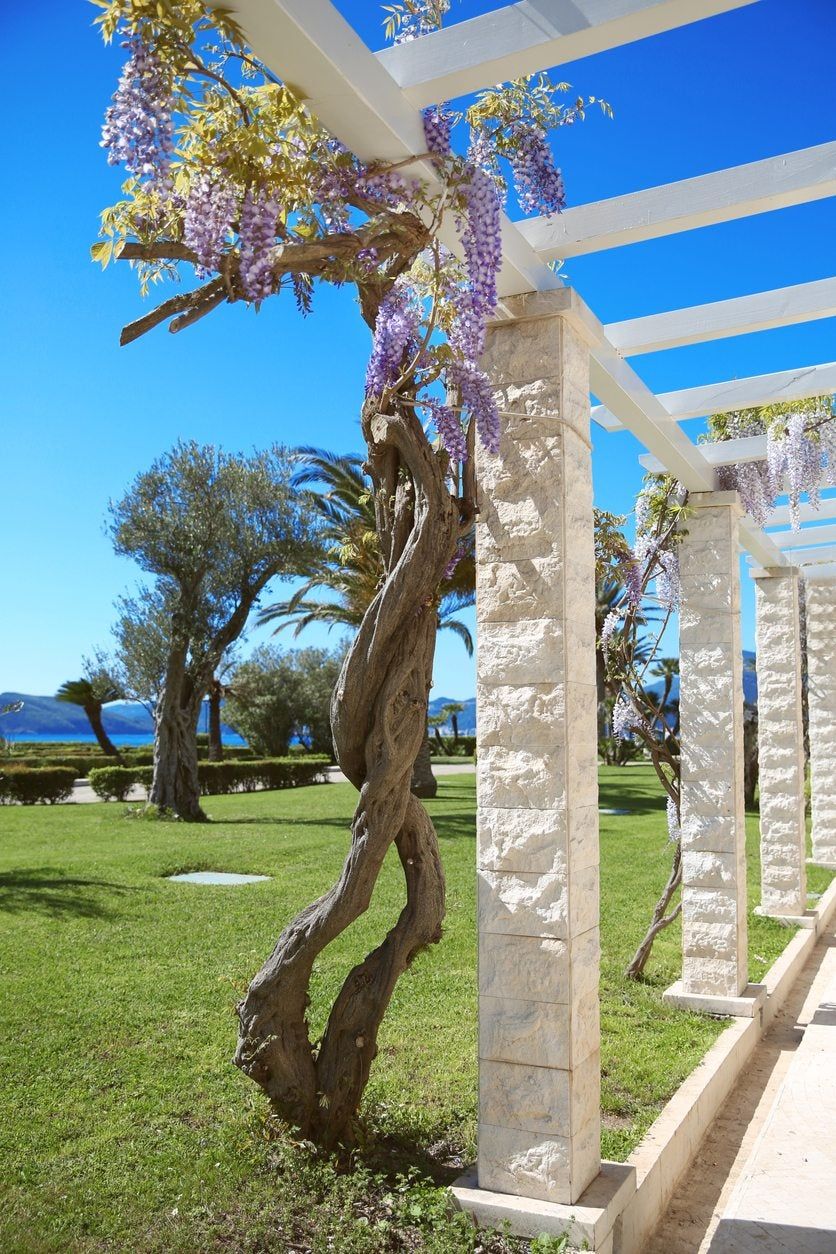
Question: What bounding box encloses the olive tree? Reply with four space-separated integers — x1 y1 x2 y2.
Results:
108 441 316 819
94 0 607 1144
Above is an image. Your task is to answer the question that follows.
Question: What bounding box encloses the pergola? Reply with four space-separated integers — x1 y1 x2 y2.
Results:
233 1 835 1248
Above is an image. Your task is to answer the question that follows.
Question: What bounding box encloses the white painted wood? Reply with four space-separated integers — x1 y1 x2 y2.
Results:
231 0 561 300
231 0 789 575
799 562 836 580
770 524 836 551
595 361 836 427
639 433 768 473
766 497 836 528
374 0 757 108
518 142 836 259
605 278 836 356
785 543 836 567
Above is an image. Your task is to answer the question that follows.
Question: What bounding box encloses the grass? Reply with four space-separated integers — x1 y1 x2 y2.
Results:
0 768 831 1251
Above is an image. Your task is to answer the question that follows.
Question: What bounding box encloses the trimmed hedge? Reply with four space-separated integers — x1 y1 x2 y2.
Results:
87 756 330 801
0 766 77 805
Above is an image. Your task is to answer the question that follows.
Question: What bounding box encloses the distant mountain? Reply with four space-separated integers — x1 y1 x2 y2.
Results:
0 693 235 740
428 695 476 733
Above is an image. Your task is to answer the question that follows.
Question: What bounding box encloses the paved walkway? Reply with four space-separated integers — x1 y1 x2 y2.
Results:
647 926 836 1253
68 762 476 803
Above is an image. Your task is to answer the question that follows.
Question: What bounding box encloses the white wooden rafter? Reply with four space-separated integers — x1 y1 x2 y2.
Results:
784 543 836 567
518 141 836 259
374 0 757 108
595 360 836 429
770 523 836 551
767 498 836 528
605 277 836 356
231 0 790 573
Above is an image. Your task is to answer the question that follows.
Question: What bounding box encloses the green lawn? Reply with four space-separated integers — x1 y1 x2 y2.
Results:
0 768 831 1251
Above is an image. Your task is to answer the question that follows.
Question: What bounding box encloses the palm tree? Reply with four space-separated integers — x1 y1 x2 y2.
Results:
258 448 475 797
55 674 124 758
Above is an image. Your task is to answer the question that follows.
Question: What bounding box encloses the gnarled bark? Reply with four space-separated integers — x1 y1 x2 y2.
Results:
234 401 459 1147
208 678 224 762
411 728 438 798
150 682 205 820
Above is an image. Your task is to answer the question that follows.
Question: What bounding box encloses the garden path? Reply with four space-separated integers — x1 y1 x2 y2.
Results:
647 924 836 1253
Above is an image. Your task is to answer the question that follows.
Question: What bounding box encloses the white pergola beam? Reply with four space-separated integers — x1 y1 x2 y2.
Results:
375 0 757 108
785 543 836 567
518 141 836 259
595 360 836 428
640 432 767 473
605 277 836 356
767 497 836 528
770 523 836 551
231 0 561 300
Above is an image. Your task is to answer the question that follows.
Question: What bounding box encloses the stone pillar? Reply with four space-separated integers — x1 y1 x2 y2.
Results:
805 577 836 867
474 294 600 1206
752 568 807 918
668 491 757 1014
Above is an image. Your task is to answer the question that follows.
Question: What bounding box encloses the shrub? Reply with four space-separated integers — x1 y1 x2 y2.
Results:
88 766 138 802
4 753 114 775
0 766 77 805
86 757 329 802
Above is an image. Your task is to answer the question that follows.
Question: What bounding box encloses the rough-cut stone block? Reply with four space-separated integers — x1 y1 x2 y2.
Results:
478 868 569 939
478 619 563 687
679 494 748 998
476 305 599 1204
476 558 565 624
805 578 836 866
478 744 567 811
478 807 568 874
478 929 600 1004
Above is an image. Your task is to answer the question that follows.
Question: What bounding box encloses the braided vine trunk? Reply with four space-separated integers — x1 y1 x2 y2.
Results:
234 404 459 1147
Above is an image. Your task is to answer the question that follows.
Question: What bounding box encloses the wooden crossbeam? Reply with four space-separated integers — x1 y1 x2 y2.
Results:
766 497 836 528
518 142 836 259
770 523 836 550
374 0 757 108
605 277 836 356
594 360 836 428
639 432 768 473
785 543 836 567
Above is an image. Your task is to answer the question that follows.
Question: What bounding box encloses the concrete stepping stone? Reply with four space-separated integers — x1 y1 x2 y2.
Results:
167 871 271 885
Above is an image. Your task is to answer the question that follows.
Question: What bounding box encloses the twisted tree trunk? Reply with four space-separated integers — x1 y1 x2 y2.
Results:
234 403 458 1147
411 729 438 798
84 703 122 761
208 677 224 762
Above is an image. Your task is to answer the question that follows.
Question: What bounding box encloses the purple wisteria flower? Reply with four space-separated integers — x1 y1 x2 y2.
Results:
429 401 468 464
666 795 680 843
101 36 174 193
184 173 236 276
365 282 420 397
422 106 453 157
612 695 643 742
656 549 681 612
600 609 620 655
459 166 502 319
508 122 566 217
238 187 278 303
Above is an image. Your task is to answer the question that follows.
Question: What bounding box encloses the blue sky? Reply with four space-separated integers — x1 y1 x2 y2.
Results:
1 0 833 697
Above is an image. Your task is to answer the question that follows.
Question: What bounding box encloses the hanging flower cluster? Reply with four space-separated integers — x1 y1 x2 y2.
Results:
101 35 174 194
711 397 836 528
184 173 236 276
95 2 608 472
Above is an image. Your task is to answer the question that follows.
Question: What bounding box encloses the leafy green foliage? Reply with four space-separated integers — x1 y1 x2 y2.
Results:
0 766 77 805
223 645 344 759
88 757 331 801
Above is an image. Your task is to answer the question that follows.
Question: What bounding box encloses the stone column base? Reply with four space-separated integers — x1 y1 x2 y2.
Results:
451 1161 635 1250
663 981 767 1018
754 904 816 929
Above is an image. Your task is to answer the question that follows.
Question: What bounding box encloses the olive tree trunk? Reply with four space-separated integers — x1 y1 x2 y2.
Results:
234 404 458 1147
411 728 438 798
149 629 206 820
208 678 224 762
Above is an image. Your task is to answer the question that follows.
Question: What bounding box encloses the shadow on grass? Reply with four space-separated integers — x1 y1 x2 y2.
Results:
0 867 133 919
216 815 349 829
598 772 667 814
